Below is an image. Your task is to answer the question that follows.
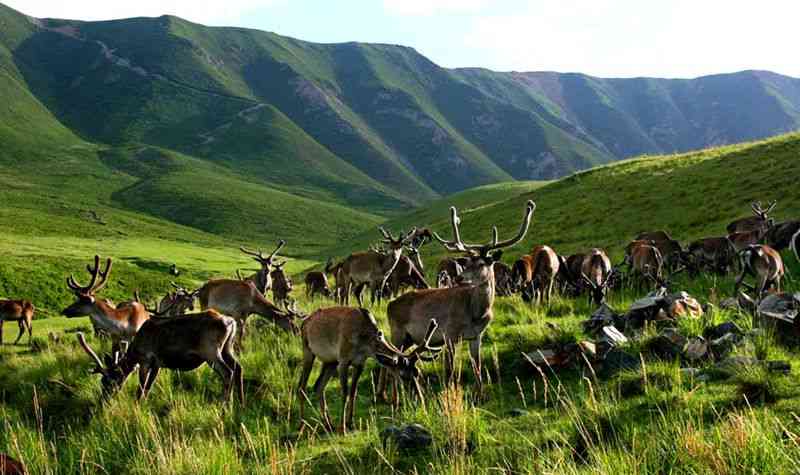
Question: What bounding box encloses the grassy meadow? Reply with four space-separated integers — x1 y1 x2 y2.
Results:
1 133 800 473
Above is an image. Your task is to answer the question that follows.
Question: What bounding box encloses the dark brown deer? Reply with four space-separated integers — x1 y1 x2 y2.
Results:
727 201 776 234
338 227 416 306
63 256 149 351
305 271 331 300
0 300 34 345
686 237 737 274
270 261 293 306
75 309 244 403
382 200 535 395
556 253 585 295
525 245 560 305
239 240 286 294
493 261 514 297
635 231 685 271
766 221 800 250
436 257 470 288
385 255 429 298
198 279 299 345
580 248 613 306
734 245 785 296
298 308 440 432
511 255 534 293
156 282 199 317
728 226 770 253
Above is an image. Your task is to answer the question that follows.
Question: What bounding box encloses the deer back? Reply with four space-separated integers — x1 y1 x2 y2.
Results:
531 245 559 283
581 249 611 285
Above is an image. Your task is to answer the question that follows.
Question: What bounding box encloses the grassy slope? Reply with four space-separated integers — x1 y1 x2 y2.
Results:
2 135 800 473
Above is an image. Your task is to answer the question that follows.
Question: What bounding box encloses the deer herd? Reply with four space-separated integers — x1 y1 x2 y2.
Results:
0 199 798 434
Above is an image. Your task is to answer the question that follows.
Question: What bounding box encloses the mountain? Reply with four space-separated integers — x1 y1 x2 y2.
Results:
1 2 799 248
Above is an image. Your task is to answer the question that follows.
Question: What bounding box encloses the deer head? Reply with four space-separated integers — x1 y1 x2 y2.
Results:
63 256 113 318
375 320 442 380
581 270 615 305
76 332 131 396
432 200 535 287
752 201 777 221
240 239 285 272
377 227 418 261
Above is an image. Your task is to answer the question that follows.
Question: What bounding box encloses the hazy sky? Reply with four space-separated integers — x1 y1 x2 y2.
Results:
6 0 799 78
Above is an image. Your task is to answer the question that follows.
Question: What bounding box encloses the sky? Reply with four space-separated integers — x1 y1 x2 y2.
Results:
5 0 799 78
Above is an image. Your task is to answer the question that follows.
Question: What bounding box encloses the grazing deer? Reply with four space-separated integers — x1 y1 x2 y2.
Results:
686 237 737 274
436 257 469 288
556 253 585 295
524 245 560 305
629 243 664 287
580 248 613 306
382 200 535 395
635 231 685 271
734 245 785 296
156 282 199 317
198 279 299 345
727 201 776 234
270 261 293 306
75 309 244 403
0 300 34 345
493 261 514 297
305 271 331 300
385 255 429 298
511 255 534 293
298 307 440 432
338 227 416 306
239 240 286 294
63 256 149 351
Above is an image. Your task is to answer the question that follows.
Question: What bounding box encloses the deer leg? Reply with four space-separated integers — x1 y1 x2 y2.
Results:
143 366 160 399
338 362 350 433
297 348 315 423
209 354 235 401
26 318 32 344
734 268 748 294
222 348 244 405
347 364 363 431
444 339 457 385
14 321 25 345
314 362 338 431
137 366 151 400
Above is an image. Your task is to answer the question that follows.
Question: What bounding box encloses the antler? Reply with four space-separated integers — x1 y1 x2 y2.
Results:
67 255 113 295
407 319 443 362
77 333 106 375
240 246 267 261
433 200 536 255
269 239 286 260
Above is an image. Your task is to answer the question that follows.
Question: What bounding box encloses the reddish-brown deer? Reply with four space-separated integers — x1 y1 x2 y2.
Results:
580 248 613 306
298 307 440 432
381 200 535 396
62 256 149 351
75 309 244 403
734 244 785 296
0 299 34 345
156 282 199 317
524 245 560 305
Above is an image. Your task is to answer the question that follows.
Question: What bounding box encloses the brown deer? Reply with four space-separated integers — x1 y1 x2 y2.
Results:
556 253 585 295
729 226 770 252
298 307 440 432
686 237 737 274
63 256 149 351
493 261 514 297
0 300 34 345
198 279 299 345
635 231 685 271
338 227 416 306
239 240 286 294
155 282 199 317
734 245 785 296
511 255 534 293
727 201 776 234
75 309 244 403
385 255 429 298
766 221 800 250
629 243 664 287
382 200 535 395
436 257 470 288
524 245 560 305
305 271 331 300
580 248 613 306
270 261 293 306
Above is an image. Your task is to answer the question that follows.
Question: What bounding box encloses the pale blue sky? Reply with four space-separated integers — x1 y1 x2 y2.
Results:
7 0 799 78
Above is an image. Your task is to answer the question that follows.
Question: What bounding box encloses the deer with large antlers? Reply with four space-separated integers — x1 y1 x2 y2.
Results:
239 240 286 294
198 279 298 345
381 200 535 397
270 261 293 306
0 299 34 345
337 227 417 306
63 256 149 351
75 309 244 403
298 307 441 432
727 201 776 234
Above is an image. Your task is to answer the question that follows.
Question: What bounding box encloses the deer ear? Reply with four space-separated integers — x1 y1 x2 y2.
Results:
375 354 398 368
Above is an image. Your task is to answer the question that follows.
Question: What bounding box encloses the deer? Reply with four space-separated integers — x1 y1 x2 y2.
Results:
155 282 199 317
727 201 776 234
298 307 440 433
380 200 535 397
384 255 429 298
337 227 417 306
686 237 738 275
270 261 293 306
734 245 785 297
198 278 299 345
766 220 800 250
728 225 771 253
239 240 286 294
62 256 149 352
524 245 560 305
792 229 800 264
493 261 514 297
305 271 332 300
635 231 685 271
436 257 470 288
75 309 244 403
0 299 34 345
556 253 585 295
629 243 664 288
511 255 534 293
579 248 613 306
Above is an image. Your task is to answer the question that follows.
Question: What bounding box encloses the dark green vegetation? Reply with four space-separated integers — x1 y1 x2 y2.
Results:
1 133 800 473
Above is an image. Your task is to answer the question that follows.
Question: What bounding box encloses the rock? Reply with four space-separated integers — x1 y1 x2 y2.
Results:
577 341 597 360
719 297 740 310
709 333 742 360
766 360 791 374
600 326 628 346
381 424 433 452
681 367 701 379
651 328 687 359
665 292 704 319
524 349 558 366
599 348 641 379
508 408 528 418
583 304 619 335
704 321 743 341
716 356 759 372
684 337 708 361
